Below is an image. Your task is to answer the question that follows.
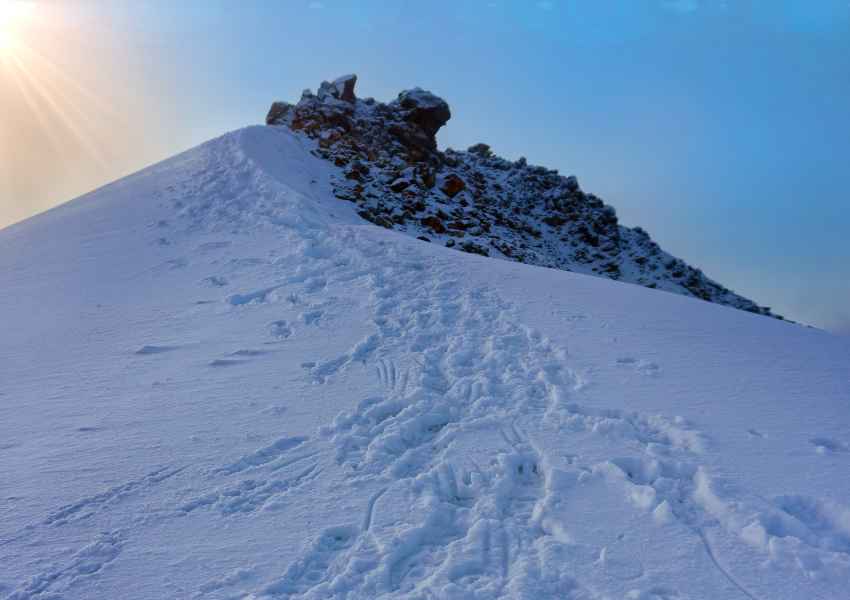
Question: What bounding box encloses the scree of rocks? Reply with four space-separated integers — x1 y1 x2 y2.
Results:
266 74 780 319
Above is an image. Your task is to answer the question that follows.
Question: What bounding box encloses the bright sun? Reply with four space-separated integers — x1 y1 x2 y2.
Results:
0 1 35 55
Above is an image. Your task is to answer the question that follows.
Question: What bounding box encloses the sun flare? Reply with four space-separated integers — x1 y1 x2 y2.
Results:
0 0 35 55
1 0 116 176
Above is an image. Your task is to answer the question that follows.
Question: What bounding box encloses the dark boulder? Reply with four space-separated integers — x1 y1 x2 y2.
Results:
317 74 358 103
467 143 492 157
420 215 446 234
397 88 451 138
335 74 357 103
441 174 466 198
266 101 292 125
564 175 581 193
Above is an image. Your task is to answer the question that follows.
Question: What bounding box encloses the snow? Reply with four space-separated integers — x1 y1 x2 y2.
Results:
1 125 848 599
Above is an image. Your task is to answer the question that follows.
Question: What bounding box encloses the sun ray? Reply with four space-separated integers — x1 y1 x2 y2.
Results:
20 52 116 148
0 0 34 56
4 52 67 156
10 53 108 168
16 43 125 123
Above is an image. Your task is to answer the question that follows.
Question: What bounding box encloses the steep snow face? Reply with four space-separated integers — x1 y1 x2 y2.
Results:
267 77 780 320
1 125 849 600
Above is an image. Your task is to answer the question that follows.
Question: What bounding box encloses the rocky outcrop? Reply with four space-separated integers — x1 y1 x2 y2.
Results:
396 88 451 138
265 76 781 320
265 101 291 126
318 74 357 103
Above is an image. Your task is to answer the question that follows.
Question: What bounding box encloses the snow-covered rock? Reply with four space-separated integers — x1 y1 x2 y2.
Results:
267 75 780 319
394 87 452 138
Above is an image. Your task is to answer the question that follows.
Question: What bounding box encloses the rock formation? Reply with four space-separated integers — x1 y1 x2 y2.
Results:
266 76 780 319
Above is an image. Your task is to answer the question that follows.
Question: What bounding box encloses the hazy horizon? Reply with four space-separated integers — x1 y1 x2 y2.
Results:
1 0 848 332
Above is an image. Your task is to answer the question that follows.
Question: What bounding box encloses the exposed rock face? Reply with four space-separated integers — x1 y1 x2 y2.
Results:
396 88 451 137
334 74 357 103
316 74 357 104
265 101 291 126
265 76 781 319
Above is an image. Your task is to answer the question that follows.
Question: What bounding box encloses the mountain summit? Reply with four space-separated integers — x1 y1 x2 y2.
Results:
268 75 779 319
2 78 847 600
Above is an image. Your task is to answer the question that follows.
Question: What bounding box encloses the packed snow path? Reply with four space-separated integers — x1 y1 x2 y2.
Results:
1 127 848 599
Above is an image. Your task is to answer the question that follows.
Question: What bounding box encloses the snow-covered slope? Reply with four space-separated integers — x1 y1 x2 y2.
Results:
1 125 848 600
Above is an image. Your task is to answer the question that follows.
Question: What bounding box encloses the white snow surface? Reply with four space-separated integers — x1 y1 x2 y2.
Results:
1 126 849 600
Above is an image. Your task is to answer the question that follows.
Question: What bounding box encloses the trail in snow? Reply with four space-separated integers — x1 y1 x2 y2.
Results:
215 219 720 599
2 126 849 600
169 130 850 598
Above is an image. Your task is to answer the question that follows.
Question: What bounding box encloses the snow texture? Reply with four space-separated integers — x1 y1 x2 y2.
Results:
1 124 848 600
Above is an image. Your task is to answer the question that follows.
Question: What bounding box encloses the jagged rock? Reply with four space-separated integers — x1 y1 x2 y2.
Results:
420 215 446 234
468 143 492 157
441 174 466 198
266 101 292 125
390 178 411 192
396 88 451 137
417 166 436 189
316 74 357 103
335 74 357 102
460 242 489 256
263 75 780 320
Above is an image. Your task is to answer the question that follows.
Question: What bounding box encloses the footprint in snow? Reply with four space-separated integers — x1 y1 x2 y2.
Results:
230 349 270 357
164 257 188 270
616 356 661 376
208 349 271 367
269 320 293 339
135 345 178 355
202 275 228 287
301 309 323 326
769 494 850 554
626 586 682 600
809 437 848 454
597 544 644 580
261 526 358 596
196 240 231 253
227 286 281 306
209 358 246 368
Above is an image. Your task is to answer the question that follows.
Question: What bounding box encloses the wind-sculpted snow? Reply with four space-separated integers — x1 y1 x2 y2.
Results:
0 125 848 599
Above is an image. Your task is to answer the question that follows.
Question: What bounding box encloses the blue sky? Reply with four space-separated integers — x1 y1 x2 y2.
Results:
4 0 849 331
